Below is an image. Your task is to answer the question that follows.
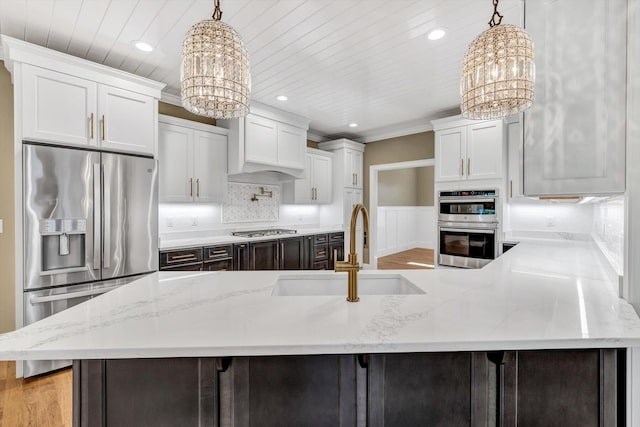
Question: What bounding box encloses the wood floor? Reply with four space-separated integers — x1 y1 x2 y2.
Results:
0 361 72 427
377 248 435 270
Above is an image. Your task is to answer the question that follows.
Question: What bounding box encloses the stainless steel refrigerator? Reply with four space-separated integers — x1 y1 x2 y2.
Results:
22 143 158 377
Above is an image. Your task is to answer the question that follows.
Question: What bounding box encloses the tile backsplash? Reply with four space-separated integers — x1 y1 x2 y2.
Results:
222 182 279 223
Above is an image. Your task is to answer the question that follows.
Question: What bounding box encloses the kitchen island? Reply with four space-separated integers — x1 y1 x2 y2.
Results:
1 239 639 426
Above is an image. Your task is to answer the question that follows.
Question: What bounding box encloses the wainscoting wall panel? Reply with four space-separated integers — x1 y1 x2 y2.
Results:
377 206 434 257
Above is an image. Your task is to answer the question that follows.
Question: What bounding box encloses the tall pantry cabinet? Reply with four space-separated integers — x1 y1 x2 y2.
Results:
318 139 365 264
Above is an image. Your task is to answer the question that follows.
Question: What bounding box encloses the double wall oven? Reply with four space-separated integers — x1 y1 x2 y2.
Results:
438 190 498 269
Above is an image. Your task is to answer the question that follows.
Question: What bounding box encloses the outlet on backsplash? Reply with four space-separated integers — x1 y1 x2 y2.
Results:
166 217 174 228
546 216 555 227
191 216 198 226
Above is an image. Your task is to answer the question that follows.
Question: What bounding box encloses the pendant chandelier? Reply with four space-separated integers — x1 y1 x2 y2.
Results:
460 0 535 119
181 0 251 119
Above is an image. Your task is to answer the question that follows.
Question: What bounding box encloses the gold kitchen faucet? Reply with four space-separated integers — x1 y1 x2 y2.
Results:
334 204 370 302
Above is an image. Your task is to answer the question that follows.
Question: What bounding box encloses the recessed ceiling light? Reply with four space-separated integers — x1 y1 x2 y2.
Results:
427 28 446 41
134 41 153 52
277 95 288 101
349 123 358 128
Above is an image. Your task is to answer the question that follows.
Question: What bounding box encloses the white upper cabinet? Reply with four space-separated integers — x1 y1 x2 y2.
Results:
507 116 524 199
433 116 504 183
22 65 97 147
523 0 626 196
5 37 164 156
219 102 309 177
98 85 155 155
158 116 228 204
282 149 333 204
344 149 363 189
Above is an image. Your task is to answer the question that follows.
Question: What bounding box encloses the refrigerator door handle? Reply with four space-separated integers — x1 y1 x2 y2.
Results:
93 163 101 270
103 163 111 269
29 285 120 304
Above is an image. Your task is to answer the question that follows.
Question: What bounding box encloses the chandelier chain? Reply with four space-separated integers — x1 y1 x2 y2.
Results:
212 0 222 21
488 0 503 27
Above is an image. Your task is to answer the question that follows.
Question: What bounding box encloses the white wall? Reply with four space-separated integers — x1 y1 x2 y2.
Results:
592 196 625 274
506 198 595 235
377 206 434 257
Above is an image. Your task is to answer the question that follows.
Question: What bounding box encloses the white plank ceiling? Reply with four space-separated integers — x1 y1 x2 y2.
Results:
0 0 523 141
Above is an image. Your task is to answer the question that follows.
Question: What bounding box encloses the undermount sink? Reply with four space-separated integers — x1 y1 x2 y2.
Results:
271 273 425 297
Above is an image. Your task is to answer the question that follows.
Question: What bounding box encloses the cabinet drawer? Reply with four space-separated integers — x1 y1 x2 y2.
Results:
329 232 344 242
313 234 328 245
204 244 233 261
313 245 329 261
160 262 203 272
160 248 203 267
203 259 233 272
312 260 329 270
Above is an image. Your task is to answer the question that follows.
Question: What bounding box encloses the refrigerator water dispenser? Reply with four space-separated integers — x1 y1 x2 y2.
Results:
40 219 87 272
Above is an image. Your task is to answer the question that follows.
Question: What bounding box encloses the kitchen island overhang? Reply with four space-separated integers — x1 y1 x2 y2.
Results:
2 239 639 426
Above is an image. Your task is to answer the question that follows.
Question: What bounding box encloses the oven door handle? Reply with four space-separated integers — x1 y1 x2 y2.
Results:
438 197 496 204
440 227 496 234
29 285 120 304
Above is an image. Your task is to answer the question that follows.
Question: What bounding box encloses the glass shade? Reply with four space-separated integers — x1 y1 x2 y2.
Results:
181 18 251 119
461 24 535 119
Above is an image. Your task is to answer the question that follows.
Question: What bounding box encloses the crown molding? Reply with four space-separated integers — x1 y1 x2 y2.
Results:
353 120 434 144
306 131 329 143
160 92 183 107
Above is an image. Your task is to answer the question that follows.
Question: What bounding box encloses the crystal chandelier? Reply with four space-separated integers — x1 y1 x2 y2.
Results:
460 0 535 119
181 0 251 118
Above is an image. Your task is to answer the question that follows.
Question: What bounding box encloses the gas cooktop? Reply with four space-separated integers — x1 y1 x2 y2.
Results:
231 229 298 238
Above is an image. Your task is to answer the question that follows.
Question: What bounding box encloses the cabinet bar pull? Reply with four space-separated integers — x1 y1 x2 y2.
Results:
101 115 105 140
467 158 470 176
189 178 193 197
355 174 357 185
460 159 464 176
171 254 196 260
90 113 94 139
196 178 200 197
210 249 227 255
510 180 513 198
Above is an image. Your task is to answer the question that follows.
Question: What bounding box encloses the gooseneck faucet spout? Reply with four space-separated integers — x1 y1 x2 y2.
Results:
334 204 370 302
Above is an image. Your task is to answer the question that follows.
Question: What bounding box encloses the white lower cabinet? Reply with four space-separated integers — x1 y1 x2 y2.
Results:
21 64 157 155
282 149 333 204
158 116 228 203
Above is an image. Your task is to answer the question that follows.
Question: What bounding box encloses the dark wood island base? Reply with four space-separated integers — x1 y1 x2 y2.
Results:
73 349 625 427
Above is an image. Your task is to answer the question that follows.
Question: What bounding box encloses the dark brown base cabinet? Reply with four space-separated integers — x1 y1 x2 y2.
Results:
73 348 625 427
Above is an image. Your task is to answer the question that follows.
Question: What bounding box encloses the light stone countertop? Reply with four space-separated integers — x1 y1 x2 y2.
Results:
159 226 345 250
2 239 640 360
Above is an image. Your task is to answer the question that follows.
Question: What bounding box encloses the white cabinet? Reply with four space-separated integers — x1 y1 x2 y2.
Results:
344 149 363 189
21 64 157 155
507 117 524 199
282 149 333 204
219 103 308 177
523 0 626 196
158 116 228 203
433 117 504 182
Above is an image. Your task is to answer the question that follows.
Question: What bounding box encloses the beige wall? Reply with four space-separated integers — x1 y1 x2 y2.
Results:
378 166 434 206
0 61 15 333
363 131 435 209
158 101 216 125
307 139 319 149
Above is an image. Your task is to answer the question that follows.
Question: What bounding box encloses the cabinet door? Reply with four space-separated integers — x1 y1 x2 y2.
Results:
344 149 363 188
193 130 227 203
158 123 194 203
234 243 250 271
312 154 332 203
466 120 503 180
435 127 465 182
302 235 314 269
22 65 97 147
249 240 279 270
279 237 304 270
523 0 626 195
277 122 306 169
294 154 314 204
245 114 278 165
98 85 155 155
507 120 524 199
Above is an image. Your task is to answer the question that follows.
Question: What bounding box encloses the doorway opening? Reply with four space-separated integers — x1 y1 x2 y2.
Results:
369 159 436 269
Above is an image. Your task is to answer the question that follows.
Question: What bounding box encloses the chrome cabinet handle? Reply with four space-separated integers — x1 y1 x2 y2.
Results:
101 115 105 140
467 158 470 176
460 159 464 176
90 113 94 139
196 178 200 197
189 178 193 198
510 180 513 198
